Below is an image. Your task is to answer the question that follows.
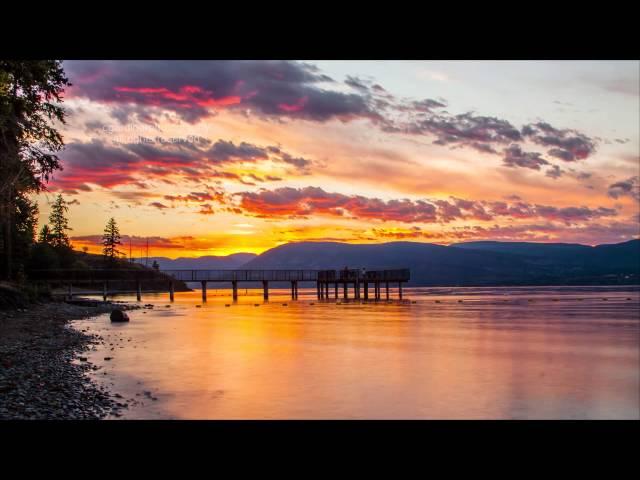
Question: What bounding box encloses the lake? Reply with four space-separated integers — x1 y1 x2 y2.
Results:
72 286 640 419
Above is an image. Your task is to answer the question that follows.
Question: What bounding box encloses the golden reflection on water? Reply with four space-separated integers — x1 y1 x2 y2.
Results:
74 287 640 419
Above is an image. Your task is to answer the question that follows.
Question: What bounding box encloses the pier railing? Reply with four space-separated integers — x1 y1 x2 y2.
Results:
162 269 319 282
28 267 410 301
318 268 410 282
30 268 411 283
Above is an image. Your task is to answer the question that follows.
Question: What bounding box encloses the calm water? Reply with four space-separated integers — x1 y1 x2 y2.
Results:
72 286 640 419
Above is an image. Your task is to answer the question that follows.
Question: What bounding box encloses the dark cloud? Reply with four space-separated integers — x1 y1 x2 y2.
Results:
531 205 617 224
149 202 169 210
344 76 370 91
50 137 312 191
608 176 640 201
545 165 564 179
411 98 447 112
65 60 379 124
502 145 549 170
208 140 269 163
522 122 597 161
235 186 438 222
206 140 312 172
234 186 618 225
164 191 222 203
197 204 215 215
404 113 523 152
51 140 140 190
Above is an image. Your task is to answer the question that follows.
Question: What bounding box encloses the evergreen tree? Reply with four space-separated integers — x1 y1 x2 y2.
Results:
102 218 122 264
13 192 38 271
0 61 70 279
152 260 159 270
38 224 51 244
48 194 71 249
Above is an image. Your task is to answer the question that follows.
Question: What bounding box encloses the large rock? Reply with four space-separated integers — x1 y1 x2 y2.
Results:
110 309 129 322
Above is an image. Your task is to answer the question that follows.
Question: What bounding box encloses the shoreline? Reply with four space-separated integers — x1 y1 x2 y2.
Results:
0 299 138 420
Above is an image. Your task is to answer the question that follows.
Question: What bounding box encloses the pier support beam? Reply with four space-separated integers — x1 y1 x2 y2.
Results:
325 282 329 298
343 282 348 299
355 281 360 299
202 281 208 302
364 282 368 300
169 281 174 302
317 282 321 299
399 282 403 299
136 280 142 301
232 281 238 301
263 281 269 300
334 283 338 299
386 282 389 300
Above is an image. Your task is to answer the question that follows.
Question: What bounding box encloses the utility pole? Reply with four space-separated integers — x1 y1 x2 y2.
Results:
145 237 149 267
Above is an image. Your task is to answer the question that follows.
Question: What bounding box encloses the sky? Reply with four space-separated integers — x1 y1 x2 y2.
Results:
36 60 640 258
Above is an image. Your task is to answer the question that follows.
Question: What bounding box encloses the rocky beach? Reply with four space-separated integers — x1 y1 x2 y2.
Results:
0 299 138 420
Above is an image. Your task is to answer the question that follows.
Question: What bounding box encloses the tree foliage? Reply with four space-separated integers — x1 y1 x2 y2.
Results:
48 194 71 249
0 60 70 280
102 217 122 264
38 224 51 243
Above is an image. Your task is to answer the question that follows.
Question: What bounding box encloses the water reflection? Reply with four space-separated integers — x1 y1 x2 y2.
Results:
73 286 640 419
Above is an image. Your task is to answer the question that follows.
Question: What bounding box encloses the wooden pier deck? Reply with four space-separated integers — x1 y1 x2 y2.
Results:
30 268 410 302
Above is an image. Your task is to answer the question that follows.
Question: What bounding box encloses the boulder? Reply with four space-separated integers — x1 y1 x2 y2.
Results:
110 309 130 322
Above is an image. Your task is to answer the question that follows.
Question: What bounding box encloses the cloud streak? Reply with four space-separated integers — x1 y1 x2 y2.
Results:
234 186 618 225
50 137 313 191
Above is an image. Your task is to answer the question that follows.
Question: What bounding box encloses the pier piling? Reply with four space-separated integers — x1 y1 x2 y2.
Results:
34 267 409 303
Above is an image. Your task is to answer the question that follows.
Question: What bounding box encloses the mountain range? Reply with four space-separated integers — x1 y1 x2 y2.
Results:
151 239 640 286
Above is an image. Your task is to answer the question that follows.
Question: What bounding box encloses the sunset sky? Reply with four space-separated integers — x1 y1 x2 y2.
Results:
36 60 639 258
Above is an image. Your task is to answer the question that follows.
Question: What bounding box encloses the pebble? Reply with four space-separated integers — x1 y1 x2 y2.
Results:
0 300 138 419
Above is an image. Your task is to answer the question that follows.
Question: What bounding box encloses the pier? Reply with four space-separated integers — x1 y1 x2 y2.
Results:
30 268 410 302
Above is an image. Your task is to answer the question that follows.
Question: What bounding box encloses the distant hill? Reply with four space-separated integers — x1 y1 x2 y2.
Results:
240 240 640 286
145 253 257 270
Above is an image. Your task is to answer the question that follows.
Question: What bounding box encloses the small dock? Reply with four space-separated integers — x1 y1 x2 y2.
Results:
30 268 410 302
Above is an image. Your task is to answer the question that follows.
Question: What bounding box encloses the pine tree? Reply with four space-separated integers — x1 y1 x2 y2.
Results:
38 224 51 244
0 61 70 279
102 217 122 264
48 194 71 249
